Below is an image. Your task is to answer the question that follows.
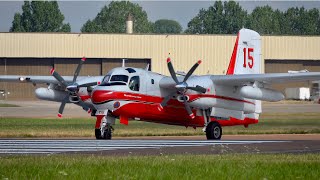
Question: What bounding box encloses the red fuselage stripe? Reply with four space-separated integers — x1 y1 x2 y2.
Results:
92 90 254 105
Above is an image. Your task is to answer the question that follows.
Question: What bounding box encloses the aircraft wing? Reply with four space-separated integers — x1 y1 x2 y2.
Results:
0 75 104 85
210 72 320 86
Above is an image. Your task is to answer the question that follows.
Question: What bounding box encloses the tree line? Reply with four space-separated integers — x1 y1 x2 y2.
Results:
10 1 320 35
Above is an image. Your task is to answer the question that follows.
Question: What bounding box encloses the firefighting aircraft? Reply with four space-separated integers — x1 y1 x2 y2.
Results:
90 28 320 140
2 28 320 140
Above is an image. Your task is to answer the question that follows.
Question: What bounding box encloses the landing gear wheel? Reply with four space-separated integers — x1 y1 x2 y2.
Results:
95 124 113 140
206 121 222 140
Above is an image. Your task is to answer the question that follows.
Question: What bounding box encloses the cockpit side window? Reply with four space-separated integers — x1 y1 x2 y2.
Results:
110 75 129 83
128 76 140 91
102 75 110 84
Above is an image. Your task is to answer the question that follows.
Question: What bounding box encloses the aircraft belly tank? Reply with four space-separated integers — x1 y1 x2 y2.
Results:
239 86 284 102
35 88 67 102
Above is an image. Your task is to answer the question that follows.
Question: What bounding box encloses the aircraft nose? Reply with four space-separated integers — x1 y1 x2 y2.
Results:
91 90 114 104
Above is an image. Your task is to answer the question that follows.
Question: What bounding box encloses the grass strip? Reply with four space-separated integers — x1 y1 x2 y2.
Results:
0 103 20 107
0 154 319 179
0 113 320 138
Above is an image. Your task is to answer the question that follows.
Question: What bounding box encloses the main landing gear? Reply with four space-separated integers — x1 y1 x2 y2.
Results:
205 121 222 140
202 109 222 140
95 114 115 140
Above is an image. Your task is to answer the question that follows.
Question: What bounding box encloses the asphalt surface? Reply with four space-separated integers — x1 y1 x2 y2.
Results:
0 100 319 118
0 137 319 155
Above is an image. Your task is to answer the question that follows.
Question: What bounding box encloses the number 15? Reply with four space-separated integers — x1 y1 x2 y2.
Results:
243 48 254 69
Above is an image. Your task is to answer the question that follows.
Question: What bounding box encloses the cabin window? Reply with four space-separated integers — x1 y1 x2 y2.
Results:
129 76 140 91
102 75 110 84
110 75 129 83
151 79 154 84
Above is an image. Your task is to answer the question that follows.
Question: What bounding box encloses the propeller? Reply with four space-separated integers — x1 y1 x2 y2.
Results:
158 57 206 119
50 57 97 118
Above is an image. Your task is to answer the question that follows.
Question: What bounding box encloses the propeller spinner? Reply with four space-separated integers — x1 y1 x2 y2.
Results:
158 57 207 119
50 57 97 118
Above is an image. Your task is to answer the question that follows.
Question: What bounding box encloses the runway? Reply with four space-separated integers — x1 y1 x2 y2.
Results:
0 139 319 155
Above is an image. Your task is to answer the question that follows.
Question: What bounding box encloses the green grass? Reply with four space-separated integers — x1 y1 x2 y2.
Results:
0 103 19 107
0 112 320 138
0 154 319 179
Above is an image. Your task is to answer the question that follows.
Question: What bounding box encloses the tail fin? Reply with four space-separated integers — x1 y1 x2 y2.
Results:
226 28 261 75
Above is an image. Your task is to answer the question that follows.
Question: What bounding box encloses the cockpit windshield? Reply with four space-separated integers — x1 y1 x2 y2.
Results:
110 75 129 83
99 74 128 86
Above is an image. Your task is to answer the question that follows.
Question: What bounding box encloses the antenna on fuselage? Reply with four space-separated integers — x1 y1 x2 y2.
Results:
122 59 127 67
145 64 150 71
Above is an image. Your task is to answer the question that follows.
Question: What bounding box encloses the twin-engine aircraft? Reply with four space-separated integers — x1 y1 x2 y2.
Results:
1 28 320 140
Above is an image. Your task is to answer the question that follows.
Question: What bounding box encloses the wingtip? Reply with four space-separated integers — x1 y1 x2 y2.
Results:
166 57 171 63
197 60 202 65
87 109 92 114
57 113 62 118
81 57 86 61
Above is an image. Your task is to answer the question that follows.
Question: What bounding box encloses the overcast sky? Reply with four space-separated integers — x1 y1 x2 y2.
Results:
0 1 320 32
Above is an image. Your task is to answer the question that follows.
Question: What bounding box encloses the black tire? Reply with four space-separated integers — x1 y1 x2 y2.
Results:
95 128 112 140
104 128 112 140
95 129 103 139
206 121 222 140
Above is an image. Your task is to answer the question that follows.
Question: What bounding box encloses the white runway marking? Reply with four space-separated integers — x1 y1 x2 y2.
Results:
0 139 287 154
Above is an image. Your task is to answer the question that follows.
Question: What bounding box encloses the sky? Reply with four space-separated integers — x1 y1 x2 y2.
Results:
0 1 320 33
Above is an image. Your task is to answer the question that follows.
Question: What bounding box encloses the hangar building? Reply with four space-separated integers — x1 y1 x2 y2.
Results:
0 32 320 100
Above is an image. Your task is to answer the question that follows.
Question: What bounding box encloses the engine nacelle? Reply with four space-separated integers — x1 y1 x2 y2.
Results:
35 88 68 102
239 86 284 102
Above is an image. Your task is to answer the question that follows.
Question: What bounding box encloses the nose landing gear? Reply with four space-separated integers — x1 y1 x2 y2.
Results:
95 114 115 140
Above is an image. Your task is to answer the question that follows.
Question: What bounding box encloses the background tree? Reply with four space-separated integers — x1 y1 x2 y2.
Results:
10 1 70 32
153 19 182 34
186 1 247 34
247 6 281 35
81 1 153 33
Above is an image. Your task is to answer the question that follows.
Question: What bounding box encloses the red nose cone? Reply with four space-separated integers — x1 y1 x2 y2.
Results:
91 90 113 104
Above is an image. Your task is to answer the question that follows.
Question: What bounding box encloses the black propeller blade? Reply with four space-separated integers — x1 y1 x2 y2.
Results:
58 95 69 118
72 57 86 83
159 57 206 119
166 58 179 84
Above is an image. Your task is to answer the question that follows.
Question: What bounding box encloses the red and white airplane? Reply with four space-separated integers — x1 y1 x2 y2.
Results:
90 28 320 140
2 28 320 140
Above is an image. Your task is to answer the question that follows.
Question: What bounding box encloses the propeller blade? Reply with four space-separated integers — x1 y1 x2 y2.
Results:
50 68 68 87
183 96 195 119
72 57 86 83
183 60 202 83
77 100 90 112
167 58 179 84
158 92 176 111
186 85 207 93
58 96 69 118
